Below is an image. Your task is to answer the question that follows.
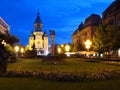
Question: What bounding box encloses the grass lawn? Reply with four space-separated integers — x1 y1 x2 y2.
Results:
0 58 120 90
7 58 120 74
0 77 120 90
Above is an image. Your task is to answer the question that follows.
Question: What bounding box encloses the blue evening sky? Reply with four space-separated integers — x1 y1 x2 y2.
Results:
0 0 115 45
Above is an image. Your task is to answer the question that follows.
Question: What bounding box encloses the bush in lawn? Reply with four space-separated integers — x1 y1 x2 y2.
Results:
0 44 11 73
24 50 37 58
42 55 65 64
8 51 17 63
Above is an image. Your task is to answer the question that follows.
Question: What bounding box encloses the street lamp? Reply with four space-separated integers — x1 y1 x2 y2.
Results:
61 44 64 47
14 46 19 57
85 39 92 51
58 47 61 54
65 45 70 52
20 47 24 56
65 45 70 57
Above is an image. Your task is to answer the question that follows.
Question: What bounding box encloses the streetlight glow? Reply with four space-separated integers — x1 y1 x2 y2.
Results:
20 47 24 56
85 40 92 51
65 45 70 52
14 46 19 57
21 48 24 53
58 47 61 53
61 44 64 47
15 46 19 52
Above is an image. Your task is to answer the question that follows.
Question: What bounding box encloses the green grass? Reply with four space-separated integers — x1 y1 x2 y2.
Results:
1 58 120 90
0 77 120 90
7 58 120 74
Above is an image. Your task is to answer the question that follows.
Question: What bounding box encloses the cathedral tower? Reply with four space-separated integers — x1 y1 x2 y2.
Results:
34 11 43 31
28 11 48 55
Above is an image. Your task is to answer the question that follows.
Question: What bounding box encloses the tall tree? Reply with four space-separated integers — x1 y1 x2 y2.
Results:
72 42 85 52
93 24 113 56
0 31 20 73
5 31 19 46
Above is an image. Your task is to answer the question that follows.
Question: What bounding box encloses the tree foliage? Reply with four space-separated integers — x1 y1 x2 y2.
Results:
93 24 120 53
0 31 20 73
93 24 113 54
0 31 20 46
72 42 85 52
24 50 37 58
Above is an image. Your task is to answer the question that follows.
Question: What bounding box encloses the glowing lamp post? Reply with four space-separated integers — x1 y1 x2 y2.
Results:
61 44 64 47
85 40 92 51
58 47 61 54
65 45 70 52
65 45 70 57
15 46 19 57
20 47 24 56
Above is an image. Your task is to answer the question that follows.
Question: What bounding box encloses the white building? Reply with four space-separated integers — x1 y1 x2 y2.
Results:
0 17 10 34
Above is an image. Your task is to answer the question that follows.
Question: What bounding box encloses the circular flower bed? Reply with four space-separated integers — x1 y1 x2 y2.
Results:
0 70 120 82
42 56 66 65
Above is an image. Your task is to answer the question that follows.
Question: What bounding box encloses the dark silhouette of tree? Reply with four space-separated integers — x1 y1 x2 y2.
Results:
0 44 10 73
5 31 19 46
0 31 20 73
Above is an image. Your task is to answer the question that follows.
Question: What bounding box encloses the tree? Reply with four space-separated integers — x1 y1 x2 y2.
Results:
4 31 19 46
0 44 10 73
72 42 85 52
0 31 19 46
93 24 113 57
0 31 20 73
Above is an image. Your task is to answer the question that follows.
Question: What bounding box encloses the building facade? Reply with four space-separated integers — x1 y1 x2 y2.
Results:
102 0 120 57
28 12 48 55
102 0 120 28
72 14 101 46
0 17 10 34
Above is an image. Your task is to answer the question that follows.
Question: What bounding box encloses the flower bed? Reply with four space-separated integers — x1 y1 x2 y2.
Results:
1 70 120 82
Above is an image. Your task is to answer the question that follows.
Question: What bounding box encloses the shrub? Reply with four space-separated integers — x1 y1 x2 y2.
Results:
42 55 65 64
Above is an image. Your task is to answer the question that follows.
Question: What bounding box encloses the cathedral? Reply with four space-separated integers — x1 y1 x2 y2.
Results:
28 12 48 55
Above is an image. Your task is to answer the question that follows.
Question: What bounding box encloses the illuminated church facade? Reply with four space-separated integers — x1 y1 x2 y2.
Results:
28 12 48 55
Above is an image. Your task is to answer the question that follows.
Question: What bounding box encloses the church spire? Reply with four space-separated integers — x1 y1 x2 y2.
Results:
34 11 42 24
34 10 43 31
